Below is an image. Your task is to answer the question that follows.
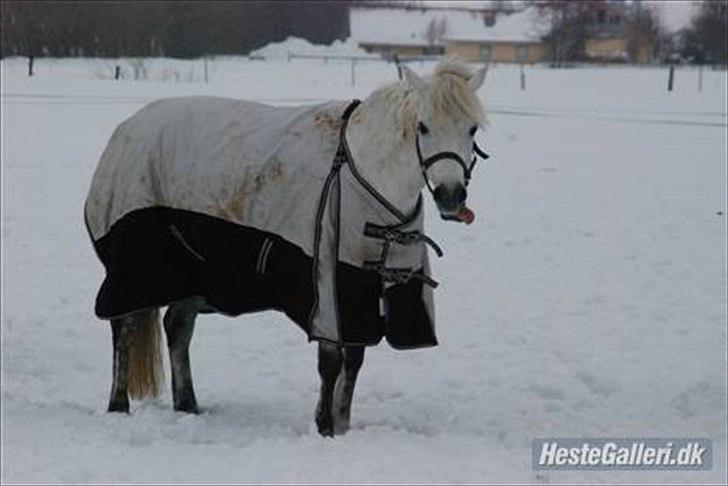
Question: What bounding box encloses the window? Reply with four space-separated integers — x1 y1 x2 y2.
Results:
516 46 528 62
423 45 445 55
483 13 495 27
480 44 492 62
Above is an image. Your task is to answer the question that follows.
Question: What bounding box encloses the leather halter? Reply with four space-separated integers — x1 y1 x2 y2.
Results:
415 132 490 195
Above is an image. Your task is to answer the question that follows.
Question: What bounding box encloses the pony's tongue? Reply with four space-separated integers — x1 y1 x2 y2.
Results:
457 206 475 225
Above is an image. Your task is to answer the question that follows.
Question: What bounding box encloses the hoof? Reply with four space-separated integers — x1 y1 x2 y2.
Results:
174 406 199 414
107 399 129 413
317 421 335 437
333 417 350 435
174 399 199 414
316 410 335 437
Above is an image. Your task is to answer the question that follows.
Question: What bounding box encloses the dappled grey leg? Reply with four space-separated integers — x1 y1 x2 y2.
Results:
163 298 201 414
332 345 365 434
315 342 343 437
108 317 139 413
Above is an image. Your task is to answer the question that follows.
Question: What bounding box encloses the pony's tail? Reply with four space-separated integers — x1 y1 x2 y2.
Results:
128 308 164 400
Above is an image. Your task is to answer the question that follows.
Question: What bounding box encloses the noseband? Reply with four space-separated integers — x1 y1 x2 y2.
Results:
415 132 490 195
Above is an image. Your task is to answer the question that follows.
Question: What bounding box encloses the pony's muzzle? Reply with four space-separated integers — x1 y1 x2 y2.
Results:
433 183 466 214
433 184 475 224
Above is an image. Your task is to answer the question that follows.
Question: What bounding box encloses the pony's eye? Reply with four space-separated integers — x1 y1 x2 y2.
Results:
469 125 477 136
418 122 429 135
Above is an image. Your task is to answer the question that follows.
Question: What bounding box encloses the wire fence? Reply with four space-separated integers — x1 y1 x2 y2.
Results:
6 54 726 93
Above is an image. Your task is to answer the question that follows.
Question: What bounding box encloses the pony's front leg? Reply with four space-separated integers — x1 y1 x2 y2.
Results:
333 346 365 434
315 342 343 436
163 299 200 414
108 317 139 413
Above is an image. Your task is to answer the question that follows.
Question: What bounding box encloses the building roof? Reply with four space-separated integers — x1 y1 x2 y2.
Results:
444 7 548 43
383 1 526 13
349 5 546 47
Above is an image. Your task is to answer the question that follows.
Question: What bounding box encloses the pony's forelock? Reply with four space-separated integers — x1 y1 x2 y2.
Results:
425 59 486 125
364 59 487 142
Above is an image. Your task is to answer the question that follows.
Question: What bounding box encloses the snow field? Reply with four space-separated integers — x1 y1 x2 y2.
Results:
1 56 726 483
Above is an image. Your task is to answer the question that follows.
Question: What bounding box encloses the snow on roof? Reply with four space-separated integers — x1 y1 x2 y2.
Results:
249 37 368 60
445 7 548 43
647 0 696 34
349 6 546 47
417 1 525 11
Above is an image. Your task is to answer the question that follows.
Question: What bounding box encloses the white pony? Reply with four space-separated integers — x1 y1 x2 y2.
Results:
85 59 488 436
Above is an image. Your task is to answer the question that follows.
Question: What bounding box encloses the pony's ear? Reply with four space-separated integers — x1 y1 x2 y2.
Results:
468 66 488 92
402 66 427 93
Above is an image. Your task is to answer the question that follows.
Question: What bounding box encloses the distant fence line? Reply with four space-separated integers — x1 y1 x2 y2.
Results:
9 54 724 93
284 53 443 63
281 53 445 86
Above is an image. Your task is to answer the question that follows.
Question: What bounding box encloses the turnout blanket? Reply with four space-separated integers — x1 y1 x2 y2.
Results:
85 97 437 348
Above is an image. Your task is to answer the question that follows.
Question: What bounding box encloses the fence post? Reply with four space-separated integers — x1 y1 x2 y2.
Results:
204 56 209 83
115 65 121 80
394 54 402 80
28 55 34 77
667 64 674 92
520 63 525 90
698 64 703 92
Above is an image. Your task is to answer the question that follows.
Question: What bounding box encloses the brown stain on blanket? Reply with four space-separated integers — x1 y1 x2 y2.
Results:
216 159 285 220
218 177 252 219
313 111 340 136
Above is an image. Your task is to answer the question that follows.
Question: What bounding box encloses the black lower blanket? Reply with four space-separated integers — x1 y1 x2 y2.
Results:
90 206 437 349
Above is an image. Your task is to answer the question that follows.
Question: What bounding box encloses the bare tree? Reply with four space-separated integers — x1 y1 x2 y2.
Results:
0 1 352 59
424 16 448 46
625 1 660 63
536 0 601 67
436 17 448 41
424 18 438 45
681 0 728 64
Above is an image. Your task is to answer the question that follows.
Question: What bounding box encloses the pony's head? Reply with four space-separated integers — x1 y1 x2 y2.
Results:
402 60 487 224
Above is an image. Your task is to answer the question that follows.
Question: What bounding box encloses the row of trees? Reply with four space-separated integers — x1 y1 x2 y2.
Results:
1 0 725 64
536 0 727 66
0 1 350 58
536 0 659 66
674 1 728 64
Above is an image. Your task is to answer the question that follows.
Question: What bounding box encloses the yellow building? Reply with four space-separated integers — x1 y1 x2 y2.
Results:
443 7 548 64
358 42 444 58
350 5 545 62
581 2 655 63
446 40 547 64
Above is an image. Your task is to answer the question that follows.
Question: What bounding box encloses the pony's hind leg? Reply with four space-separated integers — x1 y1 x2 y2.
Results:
315 342 343 436
108 308 164 413
332 346 365 434
163 297 202 413
108 316 138 412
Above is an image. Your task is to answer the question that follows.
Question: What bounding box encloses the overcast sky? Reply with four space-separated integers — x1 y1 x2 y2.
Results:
647 0 697 33
419 0 699 34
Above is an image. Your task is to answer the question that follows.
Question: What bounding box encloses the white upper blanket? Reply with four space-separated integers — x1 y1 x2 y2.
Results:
85 96 433 343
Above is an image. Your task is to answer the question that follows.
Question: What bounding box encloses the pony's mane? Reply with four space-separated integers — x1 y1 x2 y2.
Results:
366 59 486 138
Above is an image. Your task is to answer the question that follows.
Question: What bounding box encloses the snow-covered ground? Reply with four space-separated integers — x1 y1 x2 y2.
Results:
1 56 726 483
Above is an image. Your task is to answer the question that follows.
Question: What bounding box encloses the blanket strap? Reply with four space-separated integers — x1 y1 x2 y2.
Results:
308 99 365 339
361 220 440 289
363 222 443 257
309 99 442 336
335 100 443 290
